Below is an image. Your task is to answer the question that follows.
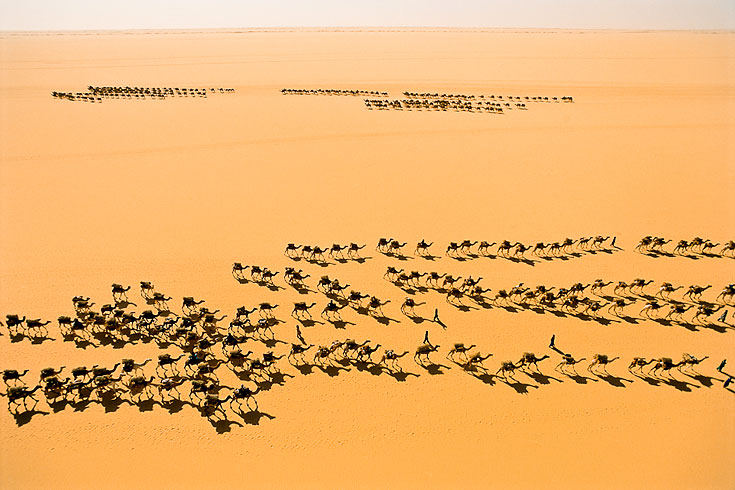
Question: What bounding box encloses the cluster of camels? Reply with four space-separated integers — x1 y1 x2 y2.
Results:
364 98 528 113
402 91 574 103
3 232 732 428
635 236 734 258
384 271 733 330
281 88 388 97
51 85 235 103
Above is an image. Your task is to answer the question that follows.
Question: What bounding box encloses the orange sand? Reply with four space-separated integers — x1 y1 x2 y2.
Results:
1 29 734 489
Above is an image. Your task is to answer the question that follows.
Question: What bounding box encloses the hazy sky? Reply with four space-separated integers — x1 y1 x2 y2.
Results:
1 0 733 31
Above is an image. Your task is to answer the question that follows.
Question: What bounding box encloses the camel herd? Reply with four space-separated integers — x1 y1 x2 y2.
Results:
281 88 388 97
635 236 734 258
2 233 732 429
402 91 574 103
51 85 235 103
364 98 528 113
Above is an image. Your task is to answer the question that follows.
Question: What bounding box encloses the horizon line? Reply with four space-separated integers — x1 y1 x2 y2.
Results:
2 26 734 34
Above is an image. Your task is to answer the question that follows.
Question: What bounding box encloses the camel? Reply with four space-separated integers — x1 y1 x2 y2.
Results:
260 268 280 286
497 240 519 257
347 290 370 309
127 376 156 400
284 243 302 258
587 354 620 375
121 358 152 376
230 385 260 411
630 278 653 294
665 304 692 321
258 302 278 319
384 266 403 282
329 279 350 297
679 353 709 374
91 363 120 378
190 380 215 401
649 357 686 378
693 305 722 324
640 300 665 319
464 353 493 371
42 376 69 401
157 354 184 376
414 342 440 365
425 272 446 288
367 296 390 317
2 369 30 386
684 285 711 303
635 236 654 253
347 243 366 259
292 302 317 320
182 297 205 315
400 298 426 317
111 283 133 304
549 337 585 375
284 267 310 286
329 244 348 259
3 385 42 411
446 288 466 307
415 239 433 256
446 242 461 257
39 366 65 381
376 237 394 253
202 394 232 417
496 361 521 379
313 344 342 367
378 350 409 371
517 353 549 372
388 240 407 255
356 344 382 362
288 343 314 364
157 377 185 401
322 300 347 321
477 241 497 256
447 343 476 362
656 282 681 299
441 275 461 290
613 281 630 296
716 284 735 305
672 240 690 255
720 241 735 257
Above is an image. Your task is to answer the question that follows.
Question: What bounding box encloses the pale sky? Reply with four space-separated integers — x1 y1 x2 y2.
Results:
1 0 733 31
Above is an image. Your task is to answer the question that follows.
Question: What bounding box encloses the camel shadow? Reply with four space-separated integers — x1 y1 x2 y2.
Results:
209 417 244 434
292 363 315 376
11 408 49 427
631 373 661 386
316 364 350 377
561 372 597 384
471 372 496 385
236 409 276 426
373 315 400 326
289 285 314 295
661 377 698 392
619 315 640 324
684 373 718 387
449 304 476 312
134 398 160 412
406 314 431 324
161 399 189 414
417 362 449 375
298 318 324 328
524 370 562 385
260 338 287 349
385 253 412 261
595 374 634 387
500 378 538 394
352 256 373 264
29 334 55 345
418 254 440 261
327 319 356 329
99 393 131 413
386 369 420 382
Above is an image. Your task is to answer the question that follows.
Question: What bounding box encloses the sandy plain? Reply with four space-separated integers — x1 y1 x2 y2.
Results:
0 28 734 489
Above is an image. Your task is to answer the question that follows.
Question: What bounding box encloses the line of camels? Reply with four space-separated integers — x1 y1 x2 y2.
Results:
635 236 734 258
51 85 235 103
2 303 731 429
364 98 528 113
384 272 733 331
278 236 620 267
281 88 388 97
402 91 574 103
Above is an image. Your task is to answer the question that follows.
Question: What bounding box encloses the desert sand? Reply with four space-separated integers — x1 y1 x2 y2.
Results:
1 28 734 489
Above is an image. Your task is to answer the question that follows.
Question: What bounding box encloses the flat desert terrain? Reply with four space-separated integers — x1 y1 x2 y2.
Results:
1 29 734 489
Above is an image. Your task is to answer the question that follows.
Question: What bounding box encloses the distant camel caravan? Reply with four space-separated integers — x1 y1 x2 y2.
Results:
635 236 733 258
282 88 388 97
284 243 367 262
52 85 235 103
365 91 574 114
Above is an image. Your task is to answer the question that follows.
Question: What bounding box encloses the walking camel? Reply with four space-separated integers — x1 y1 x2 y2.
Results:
587 354 620 375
